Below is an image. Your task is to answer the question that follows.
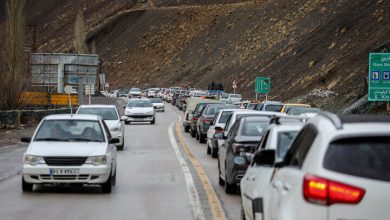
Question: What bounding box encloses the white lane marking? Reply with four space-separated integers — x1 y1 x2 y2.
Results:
168 122 205 220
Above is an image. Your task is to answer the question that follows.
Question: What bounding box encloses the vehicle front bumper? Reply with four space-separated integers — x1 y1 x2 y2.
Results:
125 115 154 122
23 164 111 184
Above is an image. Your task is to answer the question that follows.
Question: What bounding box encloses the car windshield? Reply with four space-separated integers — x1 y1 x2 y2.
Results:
230 94 241 98
247 103 257 109
324 136 390 183
265 104 283 112
289 107 321 115
242 121 268 136
219 111 234 123
34 120 105 142
277 131 299 159
150 98 163 103
77 108 118 120
128 100 153 107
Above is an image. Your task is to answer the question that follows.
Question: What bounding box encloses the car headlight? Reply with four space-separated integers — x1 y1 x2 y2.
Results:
110 122 122 132
85 156 107 166
146 111 154 115
24 155 45 166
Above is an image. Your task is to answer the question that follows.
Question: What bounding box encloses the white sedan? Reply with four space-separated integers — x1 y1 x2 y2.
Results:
21 114 118 193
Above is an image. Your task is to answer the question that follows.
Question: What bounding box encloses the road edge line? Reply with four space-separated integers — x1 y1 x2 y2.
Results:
175 122 227 220
168 122 206 220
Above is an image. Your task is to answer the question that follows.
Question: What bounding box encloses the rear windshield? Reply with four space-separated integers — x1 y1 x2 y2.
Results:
289 107 320 115
128 100 153 107
219 111 233 123
194 103 208 116
230 94 241 98
277 131 298 159
324 137 390 182
77 108 118 120
265 105 283 112
242 121 269 136
150 98 163 103
205 105 229 116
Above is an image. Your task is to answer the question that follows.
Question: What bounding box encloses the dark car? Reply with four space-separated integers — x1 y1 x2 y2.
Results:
218 116 271 194
196 104 232 143
176 94 190 110
189 101 221 138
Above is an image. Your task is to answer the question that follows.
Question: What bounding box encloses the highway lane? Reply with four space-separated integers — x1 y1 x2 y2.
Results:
0 98 241 220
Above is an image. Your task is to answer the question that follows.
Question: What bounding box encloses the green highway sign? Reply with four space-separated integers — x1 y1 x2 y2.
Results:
368 53 390 101
255 77 271 94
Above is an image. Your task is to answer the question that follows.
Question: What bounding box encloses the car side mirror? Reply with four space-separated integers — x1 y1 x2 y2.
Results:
21 137 31 143
213 132 224 139
223 132 228 139
253 149 276 166
123 106 126 109
120 116 128 121
109 138 120 144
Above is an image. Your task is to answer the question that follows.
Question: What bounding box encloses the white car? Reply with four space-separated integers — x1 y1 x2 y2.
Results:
147 88 159 98
240 118 304 220
263 113 390 220
206 108 240 158
123 98 156 124
21 114 118 193
76 105 125 150
128 88 142 98
149 98 165 112
228 93 242 103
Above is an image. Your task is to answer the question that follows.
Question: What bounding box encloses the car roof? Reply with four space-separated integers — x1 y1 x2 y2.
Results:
233 110 285 116
44 114 101 121
78 105 116 108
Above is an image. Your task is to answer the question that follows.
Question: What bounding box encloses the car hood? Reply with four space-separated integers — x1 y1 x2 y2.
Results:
126 107 154 113
27 142 107 157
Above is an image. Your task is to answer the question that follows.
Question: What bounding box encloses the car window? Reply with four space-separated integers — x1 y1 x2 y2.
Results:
265 105 283 112
276 131 299 159
150 98 163 103
194 103 207 116
128 100 153 107
324 137 390 183
256 104 264 110
35 120 105 142
284 124 317 168
228 120 240 138
224 115 233 131
77 108 118 120
257 129 270 150
102 120 112 140
218 111 233 124
242 121 268 136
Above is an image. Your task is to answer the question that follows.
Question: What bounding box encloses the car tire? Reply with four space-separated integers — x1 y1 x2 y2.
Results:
112 169 117 186
195 132 200 140
207 144 211 155
184 126 190 133
151 118 155 124
101 171 113 194
211 148 218 158
125 121 130 125
241 206 246 220
224 167 236 194
199 133 206 143
117 138 124 151
218 161 225 186
22 177 33 192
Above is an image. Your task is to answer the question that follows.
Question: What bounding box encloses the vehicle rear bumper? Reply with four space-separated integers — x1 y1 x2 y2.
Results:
22 164 111 184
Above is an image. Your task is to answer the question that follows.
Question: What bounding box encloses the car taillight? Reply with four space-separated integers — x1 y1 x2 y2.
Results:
193 117 198 122
202 119 210 124
232 143 253 154
215 129 224 133
303 175 365 206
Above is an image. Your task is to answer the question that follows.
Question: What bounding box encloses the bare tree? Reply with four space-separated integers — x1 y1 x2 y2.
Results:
0 0 27 110
74 9 88 54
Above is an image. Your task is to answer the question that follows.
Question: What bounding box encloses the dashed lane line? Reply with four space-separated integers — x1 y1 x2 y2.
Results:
168 123 206 220
175 122 226 220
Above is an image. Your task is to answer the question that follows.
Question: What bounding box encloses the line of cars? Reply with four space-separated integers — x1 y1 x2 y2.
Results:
179 96 390 220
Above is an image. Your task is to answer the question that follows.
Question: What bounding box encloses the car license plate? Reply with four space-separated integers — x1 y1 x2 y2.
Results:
49 168 80 175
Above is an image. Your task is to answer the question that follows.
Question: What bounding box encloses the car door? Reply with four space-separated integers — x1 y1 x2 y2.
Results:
265 125 317 220
223 121 240 179
219 120 237 179
241 129 271 220
102 120 117 172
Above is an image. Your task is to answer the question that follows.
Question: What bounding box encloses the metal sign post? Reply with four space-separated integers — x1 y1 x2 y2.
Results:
64 85 73 115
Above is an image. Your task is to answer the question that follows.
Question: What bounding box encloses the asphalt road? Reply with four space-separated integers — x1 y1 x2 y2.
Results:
0 98 240 220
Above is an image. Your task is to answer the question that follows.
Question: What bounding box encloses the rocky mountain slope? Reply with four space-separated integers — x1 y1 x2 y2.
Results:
1 0 389 112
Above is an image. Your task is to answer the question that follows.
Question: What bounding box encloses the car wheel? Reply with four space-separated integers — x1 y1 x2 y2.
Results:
224 166 236 194
207 144 211 155
190 129 196 137
117 138 124 151
211 147 218 158
151 118 155 124
101 171 113 194
195 132 200 140
112 169 117 186
218 161 225 186
199 133 205 143
22 177 33 192
124 121 130 125
184 126 190 133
